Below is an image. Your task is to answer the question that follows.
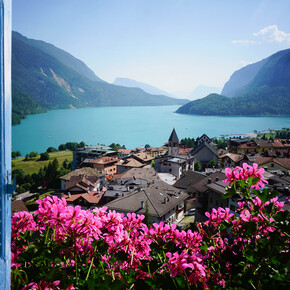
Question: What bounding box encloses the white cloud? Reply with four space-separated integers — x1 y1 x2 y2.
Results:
232 40 259 45
253 25 290 43
232 25 290 45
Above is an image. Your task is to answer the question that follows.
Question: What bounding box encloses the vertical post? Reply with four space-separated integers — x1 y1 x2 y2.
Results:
0 0 11 289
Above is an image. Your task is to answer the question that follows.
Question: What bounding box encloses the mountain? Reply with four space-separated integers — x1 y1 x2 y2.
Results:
113 77 175 97
177 49 290 116
221 49 290 98
189 85 221 100
12 32 188 124
12 31 104 83
176 89 290 116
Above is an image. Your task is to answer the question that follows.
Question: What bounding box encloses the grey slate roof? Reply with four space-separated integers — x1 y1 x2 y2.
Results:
189 141 218 157
106 180 189 218
206 180 229 195
168 128 179 143
188 171 226 193
173 171 206 189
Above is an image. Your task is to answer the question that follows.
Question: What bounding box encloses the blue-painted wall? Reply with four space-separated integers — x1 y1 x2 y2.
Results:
0 0 12 288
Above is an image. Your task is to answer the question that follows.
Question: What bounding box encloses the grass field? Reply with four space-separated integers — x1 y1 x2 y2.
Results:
12 151 73 175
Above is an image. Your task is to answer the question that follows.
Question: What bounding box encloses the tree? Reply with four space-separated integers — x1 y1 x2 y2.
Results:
47 147 57 153
29 151 38 158
45 158 59 188
194 161 201 171
63 159 69 169
144 144 150 150
12 168 25 185
12 151 21 159
39 152 49 161
207 160 216 168
109 143 124 151
151 160 155 168
79 141 86 148
58 144 66 151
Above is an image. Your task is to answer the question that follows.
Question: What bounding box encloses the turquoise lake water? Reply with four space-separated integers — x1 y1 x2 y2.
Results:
12 105 290 156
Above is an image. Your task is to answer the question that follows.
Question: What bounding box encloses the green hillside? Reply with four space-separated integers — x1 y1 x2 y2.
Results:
12 32 189 124
176 87 290 116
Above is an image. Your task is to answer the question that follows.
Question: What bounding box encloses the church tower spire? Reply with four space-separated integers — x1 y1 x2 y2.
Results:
168 128 179 156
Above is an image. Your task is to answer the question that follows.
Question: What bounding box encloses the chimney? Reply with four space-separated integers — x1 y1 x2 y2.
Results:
68 192 71 198
141 201 144 209
208 178 211 184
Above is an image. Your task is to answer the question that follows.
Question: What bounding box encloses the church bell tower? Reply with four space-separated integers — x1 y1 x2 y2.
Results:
168 128 179 156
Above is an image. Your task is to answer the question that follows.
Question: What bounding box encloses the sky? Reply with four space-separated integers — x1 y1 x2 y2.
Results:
13 0 290 97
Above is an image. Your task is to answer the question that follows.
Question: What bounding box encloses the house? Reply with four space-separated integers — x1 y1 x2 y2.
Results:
133 147 145 153
159 156 195 178
173 171 206 191
62 173 107 209
103 167 160 204
116 158 144 174
185 172 239 222
63 190 106 209
72 144 116 169
116 167 159 185
237 139 286 156
131 152 154 165
118 148 133 159
189 142 219 169
145 146 168 158
64 175 100 193
255 157 290 174
59 167 104 191
105 180 189 224
219 153 250 168
228 138 248 153
81 156 120 175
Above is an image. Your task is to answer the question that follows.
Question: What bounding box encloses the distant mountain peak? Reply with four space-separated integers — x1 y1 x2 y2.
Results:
113 77 175 98
189 85 221 100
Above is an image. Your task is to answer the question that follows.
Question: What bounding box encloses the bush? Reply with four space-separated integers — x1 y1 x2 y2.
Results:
194 161 201 171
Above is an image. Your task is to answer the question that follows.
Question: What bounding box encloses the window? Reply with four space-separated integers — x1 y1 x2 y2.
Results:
210 197 213 203
215 200 218 206
230 205 236 211
271 163 274 167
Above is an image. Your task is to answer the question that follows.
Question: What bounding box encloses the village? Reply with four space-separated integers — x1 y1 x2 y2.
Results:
12 129 290 228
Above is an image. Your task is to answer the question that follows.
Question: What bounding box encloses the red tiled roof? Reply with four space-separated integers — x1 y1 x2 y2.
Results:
64 189 106 204
220 153 244 163
65 175 99 192
89 156 119 165
118 149 132 155
178 147 192 155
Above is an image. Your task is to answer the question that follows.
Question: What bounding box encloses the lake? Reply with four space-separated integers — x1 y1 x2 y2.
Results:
12 105 290 156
